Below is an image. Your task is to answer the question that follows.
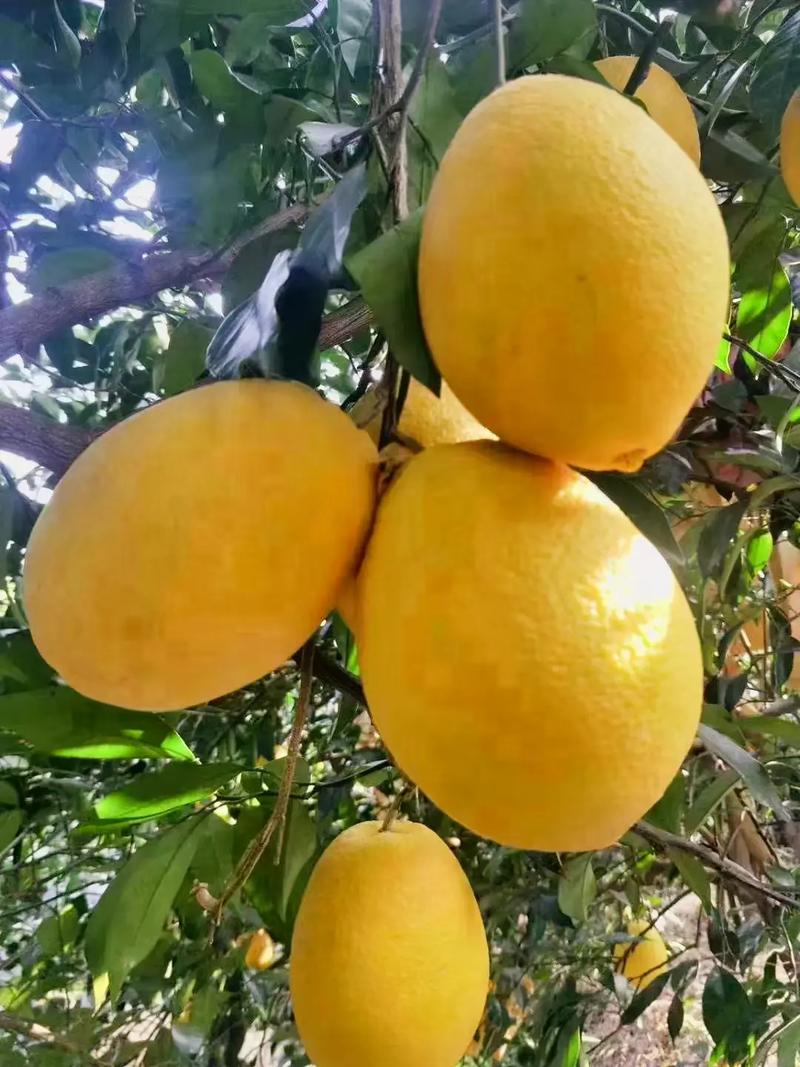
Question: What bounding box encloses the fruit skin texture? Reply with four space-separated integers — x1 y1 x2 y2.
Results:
24 380 377 712
614 920 669 990
781 89 800 206
290 820 489 1067
594 56 701 165
358 442 703 852
418 74 730 473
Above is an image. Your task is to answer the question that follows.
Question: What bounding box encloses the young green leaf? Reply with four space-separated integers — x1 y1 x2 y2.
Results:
0 687 195 761
84 815 206 993
557 854 596 923
94 763 242 824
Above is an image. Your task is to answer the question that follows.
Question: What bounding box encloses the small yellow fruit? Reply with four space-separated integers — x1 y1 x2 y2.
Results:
24 380 377 711
290 821 488 1067
781 88 800 205
594 56 701 165
419 74 730 473
614 920 669 990
245 929 275 971
359 378 493 449
359 443 703 851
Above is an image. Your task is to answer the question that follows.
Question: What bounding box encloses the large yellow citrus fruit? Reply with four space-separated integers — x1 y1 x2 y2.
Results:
614 920 669 990
290 820 488 1067
594 56 701 165
358 443 703 851
781 88 800 205
24 380 377 711
419 75 730 473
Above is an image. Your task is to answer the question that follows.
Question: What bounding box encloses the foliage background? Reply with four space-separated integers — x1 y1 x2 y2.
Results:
0 0 800 1064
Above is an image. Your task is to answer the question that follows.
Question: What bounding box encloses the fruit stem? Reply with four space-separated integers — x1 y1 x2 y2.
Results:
212 640 315 925
623 17 670 96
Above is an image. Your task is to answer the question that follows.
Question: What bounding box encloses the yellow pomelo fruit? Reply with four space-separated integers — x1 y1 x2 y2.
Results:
614 920 669 990
594 56 701 165
781 89 800 205
244 929 275 971
290 820 488 1067
24 380 377 711
359 378 494 448
358 443 702 851
419 74 730 473
339 379 493 633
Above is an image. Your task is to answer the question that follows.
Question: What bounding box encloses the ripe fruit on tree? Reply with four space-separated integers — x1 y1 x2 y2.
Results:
24 380 377 711
613 919 670 990
781 88 800 206
594 56 701 165
419 74 730 473
358 442 703 852
290 820 488 1067
244 929 275 971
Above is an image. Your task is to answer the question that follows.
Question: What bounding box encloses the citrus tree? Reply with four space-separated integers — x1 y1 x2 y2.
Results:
0 1 800 1065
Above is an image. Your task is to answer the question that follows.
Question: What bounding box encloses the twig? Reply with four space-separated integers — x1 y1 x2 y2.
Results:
302 649 365 704
624 17 671 96
337 0 445 150
633 820 800 908
724 332 800 391
493 0 506 87
0 1010 114 1066
213 641 315 924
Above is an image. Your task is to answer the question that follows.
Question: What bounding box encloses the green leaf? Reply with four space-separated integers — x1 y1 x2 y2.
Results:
557 853 596 923
737 250 792 362
85 815 206 993
777 1014 800 1067
28 248 122 295
188 51 263 133
746 529 773 572
154 320 211 396
620 969 671 1024
0 484 15 589
0 687 195 761
407 57 464 208
95 763 241 824
739 716 800 746
0 808 21 853
0 16 57 69
592 475 684 574
151 0 304 13
511 0 597 68
668 848 712 911
697 500 747 578
750 10 800 130
337 0 372 76
716 333 732 373
702 966 752 1046
348 210 440 393
105 0 136 45
188 812 235 896
646 774 685 833
36 905 79 956
53 0 82 69
0 781 18 807
668 994 685 1042
699 724 789 819
685 770 740 834
0 633 55 691
703 128 776 182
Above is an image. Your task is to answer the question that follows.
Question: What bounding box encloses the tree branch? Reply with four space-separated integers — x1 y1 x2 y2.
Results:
0 203 310 363
0 403 95 476
0 1009 114 1066
634 820 800 909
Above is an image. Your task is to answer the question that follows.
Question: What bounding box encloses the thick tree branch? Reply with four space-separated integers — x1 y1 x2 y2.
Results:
0 203 310 363
0 403 95 476
634 820 800 909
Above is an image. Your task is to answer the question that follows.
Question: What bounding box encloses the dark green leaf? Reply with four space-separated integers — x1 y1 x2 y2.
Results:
407 57 464 208
0 781 18 807
94 763 241 823
699 724 789 819
348 209 440 393
53 0 82 68
188 812 235 896
28 248 122 295
702 966 752 1045
0 808 21 853
151 0 304 14
154 320 211 396
702 128 776 182
739 716 800 746
685 769 740 833
667 994 685 1041
557 853 596 923
36 905 79 956
0 16 56 69
337 0 372 76
750 10 800 129
646 774 685 833
620 969 671 1024
511 0 597 68
0 686 195 761
188 50 263 131
668 848 712 911
697 500 747 578
85 815 206 992
105 0 136 45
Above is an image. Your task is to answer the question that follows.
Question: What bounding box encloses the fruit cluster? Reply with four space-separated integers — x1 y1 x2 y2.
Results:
22 69 800 1067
